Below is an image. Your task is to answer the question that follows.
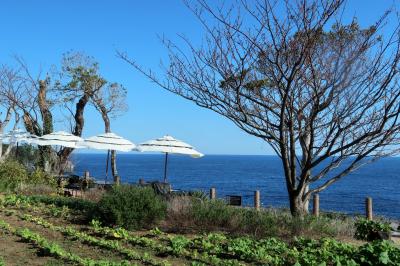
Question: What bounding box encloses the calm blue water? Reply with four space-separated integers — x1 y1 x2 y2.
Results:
71 154 400 219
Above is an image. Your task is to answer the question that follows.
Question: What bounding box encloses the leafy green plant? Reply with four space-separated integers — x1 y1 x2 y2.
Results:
48 204 70 218
96 185 167 230
169 236 190 255
29 168 57 187
190 199 238 228
20 214 168 266
0 160 29 191
355 219 391 241
149 227 163 236
0 218 131 266
356 240 400 265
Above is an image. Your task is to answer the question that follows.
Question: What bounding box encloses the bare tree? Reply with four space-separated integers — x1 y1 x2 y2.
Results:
120 0 400 216
0 65 23 160
4 57 58 171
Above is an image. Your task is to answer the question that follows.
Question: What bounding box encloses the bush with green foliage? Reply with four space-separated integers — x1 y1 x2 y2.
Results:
355 218 391 241
356 240 400 265
186 198 349 239
0 160 29 191
29 168 56 187
96 185 167 230
190 199 238 228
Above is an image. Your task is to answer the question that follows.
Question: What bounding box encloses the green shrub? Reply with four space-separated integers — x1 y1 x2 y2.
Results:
190 199 238 228
96 185 167 230
186 199 350 239
29 168 57 187
0 160 29 191
355 218 391 241
27 195 96 212
356 240 400 265
289 237 357 265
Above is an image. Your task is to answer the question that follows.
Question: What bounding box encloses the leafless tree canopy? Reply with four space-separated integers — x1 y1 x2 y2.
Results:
120 0 400 215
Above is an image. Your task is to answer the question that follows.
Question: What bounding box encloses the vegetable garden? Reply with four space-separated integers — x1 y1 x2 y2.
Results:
0 194 399 265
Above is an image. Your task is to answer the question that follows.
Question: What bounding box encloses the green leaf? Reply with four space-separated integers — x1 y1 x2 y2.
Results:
379 251 389 264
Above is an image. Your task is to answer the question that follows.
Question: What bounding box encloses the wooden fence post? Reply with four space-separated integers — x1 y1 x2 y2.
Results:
366 197 373 220
210 187 216 200
254 190 260 210
313 194 320 217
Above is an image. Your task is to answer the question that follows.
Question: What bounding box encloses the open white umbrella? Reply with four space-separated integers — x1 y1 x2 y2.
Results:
32 131 84 148
137 135 204 182
29 131 85 174
1 128 34 157
1 128 32 144
79 132 136 182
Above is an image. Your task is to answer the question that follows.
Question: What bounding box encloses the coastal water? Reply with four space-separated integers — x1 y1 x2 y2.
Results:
71 154 400 219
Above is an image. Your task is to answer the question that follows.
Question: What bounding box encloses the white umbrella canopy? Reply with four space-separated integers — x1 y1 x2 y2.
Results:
137 135 204 182
79 132 136 152
32 131 84 148
137 135 203 157
79 132 136 183
1 128 32 144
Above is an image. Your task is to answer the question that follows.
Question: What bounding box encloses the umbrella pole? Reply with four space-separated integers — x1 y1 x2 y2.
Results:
105 150 110 183
163 152 168 183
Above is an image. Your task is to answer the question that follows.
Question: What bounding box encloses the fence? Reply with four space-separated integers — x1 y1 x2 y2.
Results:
209 187 375 220
65 171 375 220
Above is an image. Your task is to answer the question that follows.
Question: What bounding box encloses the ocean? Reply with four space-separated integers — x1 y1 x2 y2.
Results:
71 154 400 219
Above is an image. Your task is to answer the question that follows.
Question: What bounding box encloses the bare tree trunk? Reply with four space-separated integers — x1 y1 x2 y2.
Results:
36 80 54 172
58 94 90 174
0 107 15 160
289 192 309 217
95 101 119 184
111 150 118 181
103 114 119 184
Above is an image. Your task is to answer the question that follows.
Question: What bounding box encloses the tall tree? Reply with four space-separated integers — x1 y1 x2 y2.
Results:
57 52 127 177
5 57 58 170
121 0 400 216
0 65 23 160
90 82 127 183
56 52 105 173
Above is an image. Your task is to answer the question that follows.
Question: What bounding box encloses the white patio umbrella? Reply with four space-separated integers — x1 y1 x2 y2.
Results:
29 131 85 174
137 135 204 183
31 131 84 148
1 128 32 144
1 128 34 156
78 132 136 182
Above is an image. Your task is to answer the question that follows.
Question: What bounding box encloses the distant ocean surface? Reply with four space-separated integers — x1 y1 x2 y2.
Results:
71 154 400 219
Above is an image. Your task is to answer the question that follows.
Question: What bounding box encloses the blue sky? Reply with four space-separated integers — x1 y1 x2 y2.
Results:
0 0 397 155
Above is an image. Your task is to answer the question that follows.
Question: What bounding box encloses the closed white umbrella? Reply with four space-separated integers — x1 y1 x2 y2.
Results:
137 135 203 182
79 132 136 182
32 131 84 148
